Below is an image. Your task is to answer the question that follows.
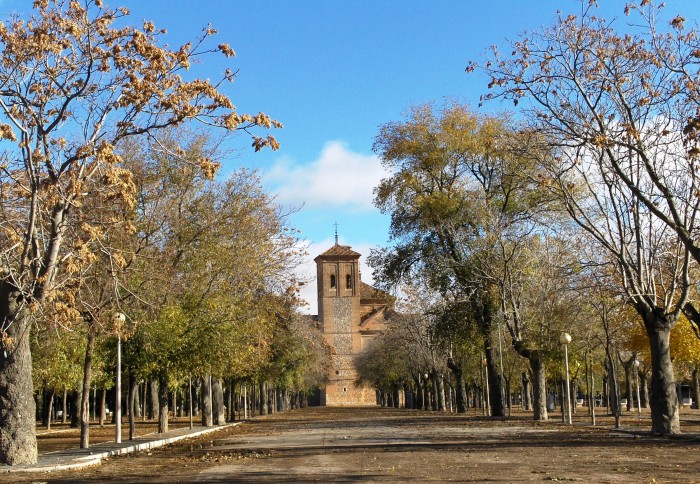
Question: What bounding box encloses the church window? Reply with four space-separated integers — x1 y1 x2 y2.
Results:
330 274 336 288
346 274 352 289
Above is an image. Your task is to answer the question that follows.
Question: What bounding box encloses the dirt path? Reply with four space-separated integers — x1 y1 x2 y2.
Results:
6 407 700 482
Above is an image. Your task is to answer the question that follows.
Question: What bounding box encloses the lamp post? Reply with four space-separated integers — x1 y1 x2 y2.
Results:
560 332 572 425
112 312 126 444
633 358 641 415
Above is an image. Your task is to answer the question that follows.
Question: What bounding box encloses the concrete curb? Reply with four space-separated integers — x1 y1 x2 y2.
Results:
6 422 242 474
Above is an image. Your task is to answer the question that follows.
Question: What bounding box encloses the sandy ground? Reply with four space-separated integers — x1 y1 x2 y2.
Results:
6 406 700 483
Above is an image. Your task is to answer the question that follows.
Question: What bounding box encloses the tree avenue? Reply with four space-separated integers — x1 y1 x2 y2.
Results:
474 0 699 435
359 1 700 439
0 0 281 465
8 0 700 471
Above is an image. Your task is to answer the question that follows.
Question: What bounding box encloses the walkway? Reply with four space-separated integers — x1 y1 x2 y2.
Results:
4 422 240 474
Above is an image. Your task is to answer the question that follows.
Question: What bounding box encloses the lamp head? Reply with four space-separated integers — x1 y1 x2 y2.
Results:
560 332 572 345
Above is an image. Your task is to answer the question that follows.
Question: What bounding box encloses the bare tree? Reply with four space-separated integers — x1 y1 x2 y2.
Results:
476 1 696 434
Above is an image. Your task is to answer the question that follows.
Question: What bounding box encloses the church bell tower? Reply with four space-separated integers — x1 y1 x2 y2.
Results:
315 243 363 405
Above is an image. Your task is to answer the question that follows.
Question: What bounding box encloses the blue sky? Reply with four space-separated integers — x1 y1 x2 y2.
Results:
4 1 699 312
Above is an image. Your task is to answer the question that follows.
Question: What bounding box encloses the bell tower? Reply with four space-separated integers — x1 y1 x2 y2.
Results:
315 243 362 405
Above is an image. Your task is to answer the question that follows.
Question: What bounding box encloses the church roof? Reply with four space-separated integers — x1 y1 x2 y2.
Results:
360 282 394 304
315 244 360 259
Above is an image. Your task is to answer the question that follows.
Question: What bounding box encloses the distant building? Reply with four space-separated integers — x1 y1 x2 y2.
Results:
314 243 391 405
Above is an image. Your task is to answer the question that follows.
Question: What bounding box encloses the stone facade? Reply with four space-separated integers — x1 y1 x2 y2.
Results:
314 244 390 406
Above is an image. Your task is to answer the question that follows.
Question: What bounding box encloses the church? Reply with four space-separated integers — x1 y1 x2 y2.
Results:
313 243 392 405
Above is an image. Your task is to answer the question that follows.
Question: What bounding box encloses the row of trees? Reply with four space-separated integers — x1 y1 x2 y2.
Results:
31 130 330 447
356 272 700 420
0 0 328 466
366 1 700 436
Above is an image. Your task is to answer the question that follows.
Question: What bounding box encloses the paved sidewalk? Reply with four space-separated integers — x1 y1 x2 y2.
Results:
3 422 241 474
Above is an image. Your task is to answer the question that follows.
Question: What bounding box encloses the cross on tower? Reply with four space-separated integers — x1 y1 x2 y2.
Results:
334 222 339 245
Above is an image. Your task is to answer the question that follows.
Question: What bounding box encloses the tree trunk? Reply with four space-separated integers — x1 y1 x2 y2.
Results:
623 358 633 412
474 284 505 417
486 349 504 416
259 381 268 416
212 378 225 425
423 377 430 411
80 324 96 449
62 387 68 424
436 375 446 411
99 389 106 427
606 352 621 428
179 386 185 418
505 377 511 415
602 374 609 411
646 323 680 435
268 386 274 414
149 380 159 420
560 378 566 421
0 285 38 465
430 373 438 410
188 378 194 428
229 381 236 421
134 382 142 418
158 375 169 433
45 390 54 431
447 358 468 413
692 368 700 410
39 388 46 427
193 380 201 417
141 381 147 421
201 376 213 426
277 387 284 413
414 377 423 410
530 356 548 421
128 372 137 440
521 372 532 411
72 381 83 428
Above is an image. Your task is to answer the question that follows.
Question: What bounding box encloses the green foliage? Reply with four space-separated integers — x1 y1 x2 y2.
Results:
32 326 85 393
116 128 309 392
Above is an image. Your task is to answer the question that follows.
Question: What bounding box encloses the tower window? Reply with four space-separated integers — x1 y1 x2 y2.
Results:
346 274 352 289
330 274 336 288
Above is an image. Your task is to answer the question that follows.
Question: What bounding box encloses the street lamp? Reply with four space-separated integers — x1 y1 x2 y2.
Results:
633 358 641 415
112 312 126 444
560 332 572 425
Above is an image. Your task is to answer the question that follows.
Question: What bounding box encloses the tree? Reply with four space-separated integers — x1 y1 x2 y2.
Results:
354 326 411 407
0 0 280 464
476 0 697 434
118 128 303 432
31 321 85 429
372 102 551 417
499 235 582 421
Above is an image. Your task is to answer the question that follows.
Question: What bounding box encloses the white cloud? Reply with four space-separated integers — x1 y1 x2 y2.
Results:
266 141 389 211
294 238 378 315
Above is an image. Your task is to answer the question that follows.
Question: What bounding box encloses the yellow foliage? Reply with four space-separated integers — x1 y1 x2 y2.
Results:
671 317 700 366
